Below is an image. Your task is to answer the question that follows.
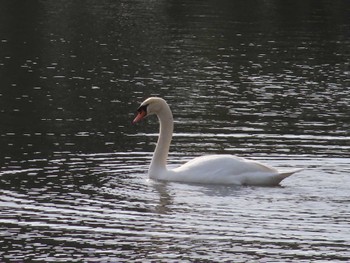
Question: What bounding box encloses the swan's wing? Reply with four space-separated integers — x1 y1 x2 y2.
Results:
169 155 276 184
176 154 277 174
169 155 301 186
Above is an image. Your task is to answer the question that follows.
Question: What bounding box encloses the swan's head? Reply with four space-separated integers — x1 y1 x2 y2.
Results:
132 97 168 124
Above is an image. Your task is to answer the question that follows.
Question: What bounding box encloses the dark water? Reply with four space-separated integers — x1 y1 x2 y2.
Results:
0 0 349 262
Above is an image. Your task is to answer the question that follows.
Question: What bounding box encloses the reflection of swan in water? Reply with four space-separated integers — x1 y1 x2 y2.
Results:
133 97 301 186
151 181 173 214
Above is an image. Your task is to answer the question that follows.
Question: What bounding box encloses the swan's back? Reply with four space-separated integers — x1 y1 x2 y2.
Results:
162 155 298 186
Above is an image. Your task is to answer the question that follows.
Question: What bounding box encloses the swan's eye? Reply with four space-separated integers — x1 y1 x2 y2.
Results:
137 104 148 114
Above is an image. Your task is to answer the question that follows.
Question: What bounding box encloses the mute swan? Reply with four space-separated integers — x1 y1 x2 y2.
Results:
133 97 301 186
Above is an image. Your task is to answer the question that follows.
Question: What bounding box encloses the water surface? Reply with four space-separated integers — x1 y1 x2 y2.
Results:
0 0 349 262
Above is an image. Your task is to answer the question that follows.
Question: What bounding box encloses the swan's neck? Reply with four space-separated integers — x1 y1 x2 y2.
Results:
149 105 173 176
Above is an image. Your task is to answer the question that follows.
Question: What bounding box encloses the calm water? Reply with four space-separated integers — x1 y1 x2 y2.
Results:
0 0 350 262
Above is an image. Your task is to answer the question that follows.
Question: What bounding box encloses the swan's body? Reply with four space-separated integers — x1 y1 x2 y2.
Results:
133 97 301 186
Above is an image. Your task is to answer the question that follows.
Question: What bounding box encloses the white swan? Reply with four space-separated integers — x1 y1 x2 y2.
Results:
133 97 301 186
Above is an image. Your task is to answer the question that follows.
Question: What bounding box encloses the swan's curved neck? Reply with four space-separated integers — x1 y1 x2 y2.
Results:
149 104 173 175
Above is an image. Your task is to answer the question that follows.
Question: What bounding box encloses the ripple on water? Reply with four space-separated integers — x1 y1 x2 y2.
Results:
1 0 350 261
0 153 349 261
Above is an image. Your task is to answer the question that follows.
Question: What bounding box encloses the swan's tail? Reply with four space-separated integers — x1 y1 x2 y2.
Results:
245 168 303 186
276 168 303 182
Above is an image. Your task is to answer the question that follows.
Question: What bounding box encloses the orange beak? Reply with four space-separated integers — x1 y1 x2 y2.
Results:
132 110 147 124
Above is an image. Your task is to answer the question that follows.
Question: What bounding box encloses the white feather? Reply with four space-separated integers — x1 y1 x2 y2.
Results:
134 97 301 186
